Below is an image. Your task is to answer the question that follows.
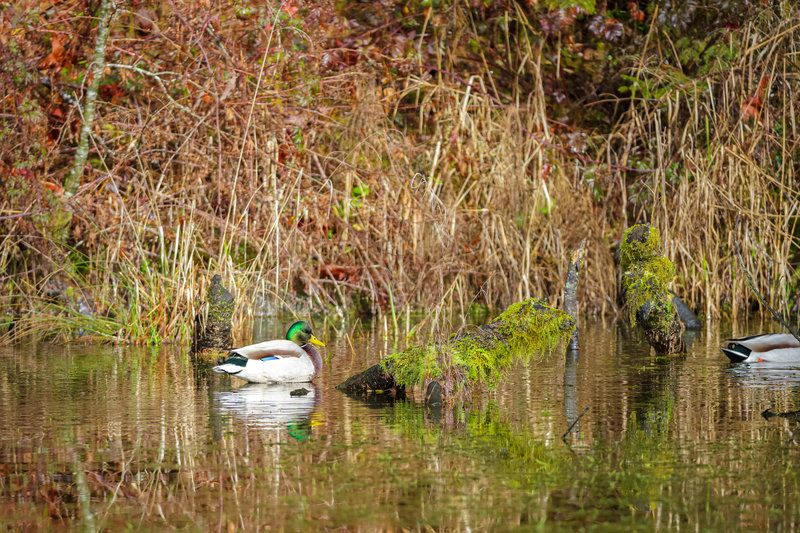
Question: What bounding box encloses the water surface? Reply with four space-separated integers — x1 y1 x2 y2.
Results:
1 319 799 531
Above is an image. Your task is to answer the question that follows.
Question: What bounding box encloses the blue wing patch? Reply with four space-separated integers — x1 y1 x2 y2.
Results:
261 355 279 361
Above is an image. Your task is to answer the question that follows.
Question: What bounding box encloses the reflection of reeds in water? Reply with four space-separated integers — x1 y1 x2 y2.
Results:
2 324 800 530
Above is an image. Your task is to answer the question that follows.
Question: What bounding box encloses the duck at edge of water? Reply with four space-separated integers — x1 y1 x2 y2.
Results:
721 333 800 363
213 321 326 383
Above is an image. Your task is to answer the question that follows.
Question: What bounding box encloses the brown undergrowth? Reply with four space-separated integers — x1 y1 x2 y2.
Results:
620 6 800 321
1 1 798 343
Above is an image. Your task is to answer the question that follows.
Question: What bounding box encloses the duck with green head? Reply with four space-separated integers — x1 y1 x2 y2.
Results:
213 321 326 383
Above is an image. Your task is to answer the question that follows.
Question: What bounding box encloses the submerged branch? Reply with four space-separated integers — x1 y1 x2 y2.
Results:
561 406 589 442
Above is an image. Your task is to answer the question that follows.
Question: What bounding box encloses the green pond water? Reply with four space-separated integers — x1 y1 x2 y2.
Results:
2 319 800 531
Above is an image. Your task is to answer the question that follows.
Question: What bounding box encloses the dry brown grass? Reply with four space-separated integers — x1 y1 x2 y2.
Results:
1 1 798 343
618 6 800 323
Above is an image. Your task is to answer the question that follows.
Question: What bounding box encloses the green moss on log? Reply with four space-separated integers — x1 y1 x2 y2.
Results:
206 275 235 324
384 298 575 389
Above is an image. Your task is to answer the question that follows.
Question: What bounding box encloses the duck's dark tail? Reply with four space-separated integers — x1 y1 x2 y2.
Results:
721 345 749 363
213 354 247 374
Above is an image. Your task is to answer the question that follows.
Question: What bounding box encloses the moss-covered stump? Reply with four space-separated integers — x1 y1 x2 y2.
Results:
192 274 235 359
620 224 685 354
337 298 575 405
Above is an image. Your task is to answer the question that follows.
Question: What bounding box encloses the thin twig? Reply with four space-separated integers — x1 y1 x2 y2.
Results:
106 63 203 120
561 406 589 441
0 209 48 221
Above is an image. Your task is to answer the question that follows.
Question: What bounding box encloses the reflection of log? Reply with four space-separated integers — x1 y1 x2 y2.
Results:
762 408 800 422
619 224 684 355
563 349 579 430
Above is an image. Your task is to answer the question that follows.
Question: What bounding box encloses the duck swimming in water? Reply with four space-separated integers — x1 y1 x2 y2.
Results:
721 333 800 363
213 321 326 383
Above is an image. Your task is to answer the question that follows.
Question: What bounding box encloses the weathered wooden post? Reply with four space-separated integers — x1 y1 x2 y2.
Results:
563 240 586 352
562 241 586 436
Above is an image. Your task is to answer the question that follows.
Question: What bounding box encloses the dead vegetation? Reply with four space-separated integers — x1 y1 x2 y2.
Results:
1 1 799 343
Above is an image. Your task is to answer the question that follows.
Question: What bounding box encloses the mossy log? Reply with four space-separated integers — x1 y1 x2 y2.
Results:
620 224 684 354
337 298 575 404
192 274 235 358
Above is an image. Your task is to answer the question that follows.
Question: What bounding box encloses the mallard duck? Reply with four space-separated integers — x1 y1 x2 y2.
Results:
213 321 326 383
721 333 800 363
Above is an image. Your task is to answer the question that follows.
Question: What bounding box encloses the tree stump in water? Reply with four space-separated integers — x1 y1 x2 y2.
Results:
619 224 684 354
192 274 235 358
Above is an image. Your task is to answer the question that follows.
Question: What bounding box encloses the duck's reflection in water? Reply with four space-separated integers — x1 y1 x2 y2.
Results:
727 362 800 390
214 383 322 439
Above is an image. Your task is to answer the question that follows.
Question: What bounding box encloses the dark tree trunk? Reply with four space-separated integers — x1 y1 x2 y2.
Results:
192 275 235 357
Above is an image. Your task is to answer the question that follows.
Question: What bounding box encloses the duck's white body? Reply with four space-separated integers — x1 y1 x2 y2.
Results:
214 354 317 383
213 339 324 383
721 333 800 363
